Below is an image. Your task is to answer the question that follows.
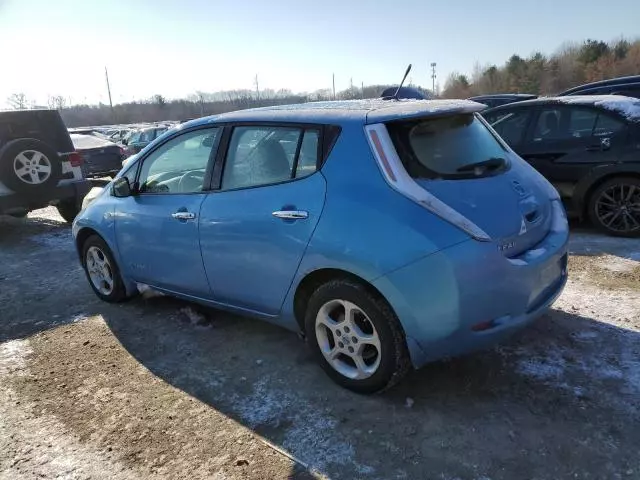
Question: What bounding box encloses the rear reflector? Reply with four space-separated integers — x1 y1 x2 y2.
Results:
471 320 495 332
68 152 83 167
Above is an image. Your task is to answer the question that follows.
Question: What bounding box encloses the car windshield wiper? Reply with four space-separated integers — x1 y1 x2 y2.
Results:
456 157 506 173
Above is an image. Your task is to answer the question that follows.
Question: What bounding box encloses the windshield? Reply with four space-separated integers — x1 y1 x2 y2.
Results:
387 113 508 179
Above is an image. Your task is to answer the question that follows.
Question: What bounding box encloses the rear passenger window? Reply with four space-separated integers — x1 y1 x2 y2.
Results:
533 107 598 141
295 130 319 179
593 114 626 136
221 126 319 190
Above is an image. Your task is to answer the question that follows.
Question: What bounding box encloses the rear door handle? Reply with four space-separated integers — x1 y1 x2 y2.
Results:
272 210 308 220
171 211 196 220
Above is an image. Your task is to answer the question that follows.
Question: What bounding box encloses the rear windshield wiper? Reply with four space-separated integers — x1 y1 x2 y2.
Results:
456 157 506 173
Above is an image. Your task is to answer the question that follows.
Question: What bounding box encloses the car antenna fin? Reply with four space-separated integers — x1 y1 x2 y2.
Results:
393 64 412 100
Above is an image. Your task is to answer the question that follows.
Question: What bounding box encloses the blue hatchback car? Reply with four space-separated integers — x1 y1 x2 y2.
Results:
73 99 569 393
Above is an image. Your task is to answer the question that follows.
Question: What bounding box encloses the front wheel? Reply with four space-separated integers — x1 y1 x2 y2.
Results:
82 235 129 302
305 279 410 394
588 177 640 237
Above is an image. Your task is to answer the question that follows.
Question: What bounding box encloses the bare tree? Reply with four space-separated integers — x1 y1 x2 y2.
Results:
47 95 67 110
7 93 28 110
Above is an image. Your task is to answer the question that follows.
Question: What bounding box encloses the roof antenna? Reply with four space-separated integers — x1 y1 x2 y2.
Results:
393 64 412 100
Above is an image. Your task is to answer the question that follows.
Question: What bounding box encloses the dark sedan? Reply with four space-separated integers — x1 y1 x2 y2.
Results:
70 134 124 178
483 95 640 237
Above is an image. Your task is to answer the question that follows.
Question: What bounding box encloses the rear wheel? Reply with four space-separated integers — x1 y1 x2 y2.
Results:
305 279 410 393
82 235 129 302
56 199 81 223
588 177 640 237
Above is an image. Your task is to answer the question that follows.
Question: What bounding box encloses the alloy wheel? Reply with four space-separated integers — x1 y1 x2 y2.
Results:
595 183 640 234
13 150 52 185
86 246 114 295
315 299 382 380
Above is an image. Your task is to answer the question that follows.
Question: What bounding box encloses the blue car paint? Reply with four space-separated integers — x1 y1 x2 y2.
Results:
198 172 327 315
74 99 569 370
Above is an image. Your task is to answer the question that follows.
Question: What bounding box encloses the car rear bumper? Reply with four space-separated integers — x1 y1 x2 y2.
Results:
373 204 569 368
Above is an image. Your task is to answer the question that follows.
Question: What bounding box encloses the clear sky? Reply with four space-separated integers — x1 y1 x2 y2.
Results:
0 0 638 107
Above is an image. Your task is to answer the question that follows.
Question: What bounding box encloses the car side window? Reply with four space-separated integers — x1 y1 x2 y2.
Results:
533 107 598 141
137 128 220 194
487 110 531 145
593 114 626 136
140 130 154 143
221 126 319 190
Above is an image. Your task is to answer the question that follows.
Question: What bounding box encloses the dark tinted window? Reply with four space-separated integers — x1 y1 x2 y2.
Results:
388 114 508 179
532 107 598 141
487 109 532 145
593 114 626 136
611 87 640 99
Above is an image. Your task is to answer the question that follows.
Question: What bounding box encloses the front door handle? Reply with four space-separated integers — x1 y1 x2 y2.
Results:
272 210 308 220
171 211 196 220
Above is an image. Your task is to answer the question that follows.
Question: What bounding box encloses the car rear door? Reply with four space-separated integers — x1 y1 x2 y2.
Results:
199 124 326 316
517 105 629 193
114 127 221 297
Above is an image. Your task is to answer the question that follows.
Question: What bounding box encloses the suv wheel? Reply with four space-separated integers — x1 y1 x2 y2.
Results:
56 199 81 224
305 279 410 393
588 177 640 237
82 235 129 303
0 139 62 194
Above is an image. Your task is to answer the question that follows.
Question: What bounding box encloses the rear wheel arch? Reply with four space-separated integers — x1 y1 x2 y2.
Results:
293 268 395 333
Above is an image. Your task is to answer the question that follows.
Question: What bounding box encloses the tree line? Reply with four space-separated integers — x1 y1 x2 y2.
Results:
6 84 429 128
442 38 640 98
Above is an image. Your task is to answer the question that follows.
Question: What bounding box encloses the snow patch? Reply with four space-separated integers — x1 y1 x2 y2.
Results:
0 340 32 376
234 377 374 474
557 95 640 122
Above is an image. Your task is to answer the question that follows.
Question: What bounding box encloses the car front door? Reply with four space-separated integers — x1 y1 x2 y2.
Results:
199 125 326 316
114 127 221 297
517 105 629 195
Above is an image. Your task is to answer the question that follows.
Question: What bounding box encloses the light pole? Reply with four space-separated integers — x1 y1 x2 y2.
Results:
430 62 437 94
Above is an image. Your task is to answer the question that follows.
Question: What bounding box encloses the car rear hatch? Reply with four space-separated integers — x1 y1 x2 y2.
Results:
366 106 552 256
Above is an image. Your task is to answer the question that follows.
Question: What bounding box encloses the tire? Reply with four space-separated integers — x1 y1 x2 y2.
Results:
81 234 129 303
587 176 640 238
56 199 81 224
0 139 62 194
304 279 410 394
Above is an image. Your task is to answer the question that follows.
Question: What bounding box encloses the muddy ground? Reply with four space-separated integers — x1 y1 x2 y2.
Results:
1 208 639 480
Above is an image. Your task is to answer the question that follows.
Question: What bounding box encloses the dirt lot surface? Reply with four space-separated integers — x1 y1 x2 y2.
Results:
1 208 639 480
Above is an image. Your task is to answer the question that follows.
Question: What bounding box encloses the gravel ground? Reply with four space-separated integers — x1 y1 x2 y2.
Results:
1 208 639 480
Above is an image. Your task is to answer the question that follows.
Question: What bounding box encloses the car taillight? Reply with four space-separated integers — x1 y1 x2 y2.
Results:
119 147 126 157
68 152 83 167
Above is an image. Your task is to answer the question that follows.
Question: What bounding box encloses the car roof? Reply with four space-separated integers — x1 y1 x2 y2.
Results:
468 94 537 100
484 95 640 122
559 75 640 95
182 99 485 128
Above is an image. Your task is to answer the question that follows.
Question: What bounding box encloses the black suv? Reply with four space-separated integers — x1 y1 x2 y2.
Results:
0 110 90 222
468 94 538 109
558 75 640 99
483 96 640 237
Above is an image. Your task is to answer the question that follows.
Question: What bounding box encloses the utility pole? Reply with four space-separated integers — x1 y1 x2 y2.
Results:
332 73 336 100
430 62 437 94
105 66 114 121
361 81 364 99
254 74 260 101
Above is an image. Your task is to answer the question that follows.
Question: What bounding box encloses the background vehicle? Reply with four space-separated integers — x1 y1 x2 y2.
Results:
483 95 640 236
121 126 168 155
74 99 568 393
70 134 125 178
468 94 538 108
0 109 89 222
558 75 640 99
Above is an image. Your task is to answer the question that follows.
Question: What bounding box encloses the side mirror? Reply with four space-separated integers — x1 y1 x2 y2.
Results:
112 177 133 197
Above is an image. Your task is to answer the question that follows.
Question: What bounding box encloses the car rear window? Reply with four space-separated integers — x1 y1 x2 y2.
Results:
387 113 508 179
